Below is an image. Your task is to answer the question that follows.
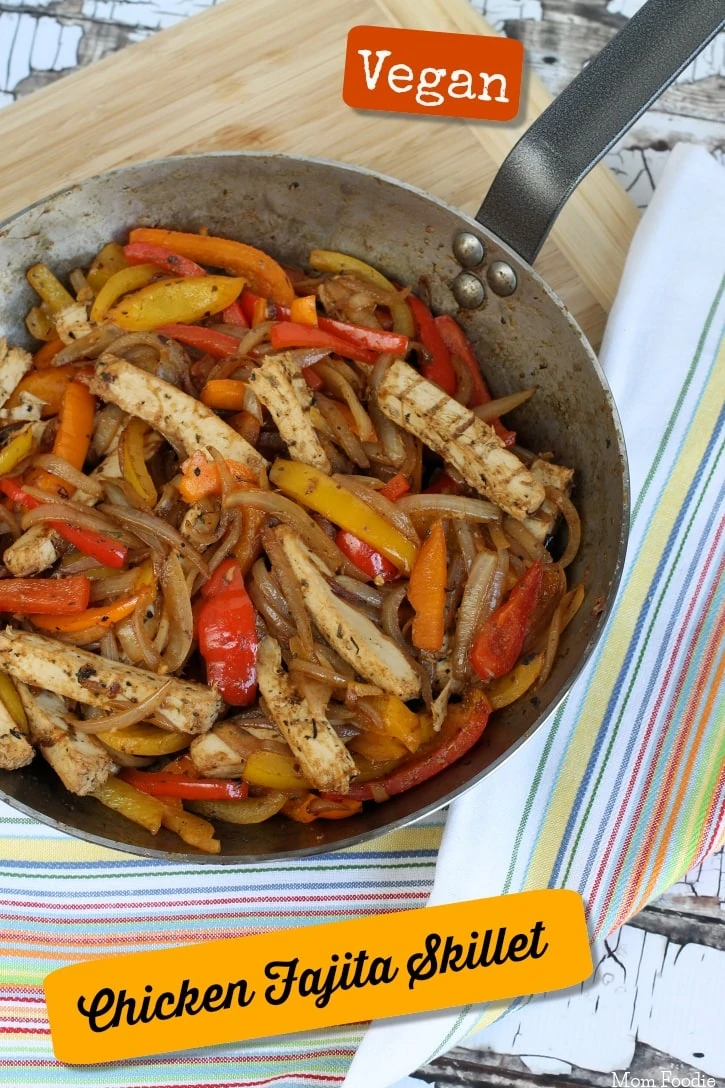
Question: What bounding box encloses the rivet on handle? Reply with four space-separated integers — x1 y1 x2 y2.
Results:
487 260 518 297
452 231 486 269
452 272 486 310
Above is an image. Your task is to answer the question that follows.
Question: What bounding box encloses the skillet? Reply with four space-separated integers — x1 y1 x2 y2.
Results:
0 0 722 861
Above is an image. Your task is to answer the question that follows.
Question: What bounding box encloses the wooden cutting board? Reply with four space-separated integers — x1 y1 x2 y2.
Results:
0 0 639 348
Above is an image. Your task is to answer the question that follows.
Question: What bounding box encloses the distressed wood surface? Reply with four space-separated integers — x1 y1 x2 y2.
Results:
0 1 722 1085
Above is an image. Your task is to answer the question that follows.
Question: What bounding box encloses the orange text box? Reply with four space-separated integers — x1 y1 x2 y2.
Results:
343 25 524 122
45 889 592 1065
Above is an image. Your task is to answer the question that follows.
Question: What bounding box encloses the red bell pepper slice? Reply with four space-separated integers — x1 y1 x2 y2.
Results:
470 560 543 682
270 322 378 365
221 299 249 327
0 478 127 569
197 565 258 706
408 296 457 396
120 768 249 800
327 689 491 802
0 574 91 615
123 243 206 278
201 557 246 599
334 474 410 582
156 324 241 359
317 317 409 356
240 290 291 325
336 531 399 583
434 315 516 446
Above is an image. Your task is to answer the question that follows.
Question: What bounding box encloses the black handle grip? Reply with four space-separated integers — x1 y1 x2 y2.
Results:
476 0 725 264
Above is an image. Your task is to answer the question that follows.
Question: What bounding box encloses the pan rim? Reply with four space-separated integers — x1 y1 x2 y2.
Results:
0 150 631 864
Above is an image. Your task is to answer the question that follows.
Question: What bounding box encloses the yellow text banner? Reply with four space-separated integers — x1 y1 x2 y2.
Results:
45 889 592 1064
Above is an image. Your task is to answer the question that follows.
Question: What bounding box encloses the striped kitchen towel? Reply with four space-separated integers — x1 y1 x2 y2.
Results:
0 143 723 1088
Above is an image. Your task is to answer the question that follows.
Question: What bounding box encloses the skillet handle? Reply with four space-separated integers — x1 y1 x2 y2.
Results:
475 0 725 265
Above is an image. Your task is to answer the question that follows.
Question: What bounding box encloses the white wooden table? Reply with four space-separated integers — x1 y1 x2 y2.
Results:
0 1 722 1083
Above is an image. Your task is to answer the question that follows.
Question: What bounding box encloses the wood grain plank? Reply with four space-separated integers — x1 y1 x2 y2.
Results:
0 0 637 348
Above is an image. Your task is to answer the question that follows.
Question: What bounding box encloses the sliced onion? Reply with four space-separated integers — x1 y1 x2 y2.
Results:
453 519 477 572
289 658 354 689
537 600 563 687
70 681 173 733
502 516 549 563
251 558 291 618
238 322 273 356
130 605 163 670
314 363 376 442
55 324 122 365
333 474 420 545
89 568 141 602
205 510 244 576
158 551 194 673
21 502 136 544
99 631 120 662
316 395 369 467
398 494 499 523
333 576 385 609
226 489 347 574
101 503 208 575
381 583 408 651
0 506 20 540
474 387 536 422
32 455 106 499
546 486 581 569
370 354 406 467
247 579 295 641
98 741 155 768
450 353 473 406
452 549 497 682
263 528 314 657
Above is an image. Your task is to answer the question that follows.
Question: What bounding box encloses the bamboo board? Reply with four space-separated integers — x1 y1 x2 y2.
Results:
0 0 639 347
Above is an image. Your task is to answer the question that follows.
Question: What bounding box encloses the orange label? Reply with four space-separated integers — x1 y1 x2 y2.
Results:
45 890 591 1064
343 25 524 122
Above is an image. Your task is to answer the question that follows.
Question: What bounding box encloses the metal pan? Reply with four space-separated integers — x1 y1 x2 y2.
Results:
0 0 722 862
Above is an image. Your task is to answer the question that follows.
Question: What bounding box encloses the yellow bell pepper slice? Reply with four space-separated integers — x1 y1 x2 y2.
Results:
86 242 127 293
359 694 424 752
107 275 244 331
0 672 28 733
25 305 55 342
101 722 190 757
129 228 295 305
269 459 418 573
158 798 220 854
242 749 311 792
349 730 409 763
0 422 43 476
90 263 158 323
486 652 543 709
91 776 165 834
120 417 157 506
26 263 75 314
308 249 415 337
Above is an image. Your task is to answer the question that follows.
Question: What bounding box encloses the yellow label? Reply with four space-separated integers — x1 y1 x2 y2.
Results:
45 889 592 1064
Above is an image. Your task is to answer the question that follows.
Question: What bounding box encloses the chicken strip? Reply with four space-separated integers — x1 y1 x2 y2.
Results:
248 352 330 472
0 338 32 409
523 458 575 544
86 354 267 480
278 528 421 700
19 687 117 796
0 698 34 770
190 728 246 778
377 360 544 520
54 303 92 345
0 629 223 734
257 636 354 793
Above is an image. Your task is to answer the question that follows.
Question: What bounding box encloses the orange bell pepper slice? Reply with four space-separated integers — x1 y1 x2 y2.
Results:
33 338 65 369
6 365 93 417
289 295 318 326
178 450 257 503
52 381 95 471
407 519 447 652
33 564 154 633
129 228 295 305
200 379 247 412
282 793 363 823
